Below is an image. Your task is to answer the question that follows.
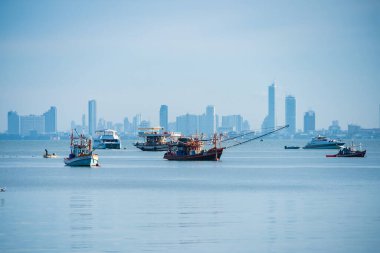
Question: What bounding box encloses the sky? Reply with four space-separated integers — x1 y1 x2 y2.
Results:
1 0 379 132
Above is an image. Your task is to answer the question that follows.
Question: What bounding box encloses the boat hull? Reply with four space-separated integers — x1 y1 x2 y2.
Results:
94 142 121 149
134 143 169 151
64 154 99 166
303 143 344 149
284 146 300 149
164 148 224 161
326 150 366 158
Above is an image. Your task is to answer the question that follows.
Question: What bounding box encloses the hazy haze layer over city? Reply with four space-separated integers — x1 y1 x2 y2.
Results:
1 0 379 132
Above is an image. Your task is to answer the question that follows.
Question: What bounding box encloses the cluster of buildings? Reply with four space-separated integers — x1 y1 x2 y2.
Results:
162 105 250 136
260 82 380 139
6 107 57 138
3 84 380 139
260 82 316 136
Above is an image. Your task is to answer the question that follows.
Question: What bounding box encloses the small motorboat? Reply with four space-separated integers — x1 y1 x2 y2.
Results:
284 146 300 149
326 143 366 158
43 149 58 158
0 187 6 192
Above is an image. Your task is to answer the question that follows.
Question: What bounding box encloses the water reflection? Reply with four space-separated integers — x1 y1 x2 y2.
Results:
70 192 94 251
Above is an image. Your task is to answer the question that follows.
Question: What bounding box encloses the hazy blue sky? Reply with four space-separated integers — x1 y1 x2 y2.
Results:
1 0 379 132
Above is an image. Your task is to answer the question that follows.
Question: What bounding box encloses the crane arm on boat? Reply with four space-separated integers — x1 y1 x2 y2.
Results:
224 125 289 149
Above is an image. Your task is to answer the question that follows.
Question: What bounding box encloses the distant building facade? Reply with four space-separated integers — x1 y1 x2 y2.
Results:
20 115 45 136
139 120 151 129
97 118 106 130
176 114 199 136
304 110 315 133
159 105 168 130
124 117 131 133
261 83 276 132
7 111 20 135
221 115 243 132
132 114 142 133
7 107 57 136
328 120 341 135
285 95 296 135
88 100 97 136
43 106 57 133
205 105 216 135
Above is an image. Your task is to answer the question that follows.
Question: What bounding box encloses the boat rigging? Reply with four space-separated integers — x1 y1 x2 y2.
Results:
223 125 289 149
163 125 289 161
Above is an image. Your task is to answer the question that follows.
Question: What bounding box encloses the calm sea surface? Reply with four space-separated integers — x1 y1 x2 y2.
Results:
1 139 380 253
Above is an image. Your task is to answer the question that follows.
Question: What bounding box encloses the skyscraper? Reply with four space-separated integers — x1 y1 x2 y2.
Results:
304 110 315 133
285 96 296 135
159 105 168 130
261 83 276 132
43 106 57 133
7 111 20 135
88 100 97 136
205 105 216 136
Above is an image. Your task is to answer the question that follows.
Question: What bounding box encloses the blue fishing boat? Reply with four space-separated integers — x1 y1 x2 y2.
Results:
64 131 99 167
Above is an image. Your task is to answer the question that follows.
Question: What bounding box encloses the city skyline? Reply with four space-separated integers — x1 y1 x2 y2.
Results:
4 100 380 134
1 1 379 131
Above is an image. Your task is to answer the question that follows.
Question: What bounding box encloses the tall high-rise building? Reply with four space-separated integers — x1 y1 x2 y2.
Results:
304 110 315 133
88 100 96 136
43 106 57 133
261 83 276 132
20 115 45 136
7 111 20 135
159 105 168 130
205 105 216 135
285 96 296 135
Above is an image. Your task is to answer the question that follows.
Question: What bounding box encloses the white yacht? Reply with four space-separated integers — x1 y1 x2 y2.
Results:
93 129 121 149
303 135 344 149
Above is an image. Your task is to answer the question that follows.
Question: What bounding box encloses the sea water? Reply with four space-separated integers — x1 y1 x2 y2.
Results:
0 139 380 253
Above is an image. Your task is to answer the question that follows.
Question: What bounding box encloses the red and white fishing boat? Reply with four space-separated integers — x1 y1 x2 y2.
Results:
326 143 366 158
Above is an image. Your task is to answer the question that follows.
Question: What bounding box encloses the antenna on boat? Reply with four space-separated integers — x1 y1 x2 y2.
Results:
74 128 81 137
